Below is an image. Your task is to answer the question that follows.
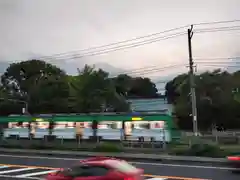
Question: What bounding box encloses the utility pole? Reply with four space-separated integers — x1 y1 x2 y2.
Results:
188 25 198 136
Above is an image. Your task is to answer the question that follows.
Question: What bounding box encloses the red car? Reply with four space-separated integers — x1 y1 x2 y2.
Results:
227 155 240 172
46 157 144 180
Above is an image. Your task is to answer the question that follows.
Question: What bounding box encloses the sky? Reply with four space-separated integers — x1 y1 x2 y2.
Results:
1 0 240 85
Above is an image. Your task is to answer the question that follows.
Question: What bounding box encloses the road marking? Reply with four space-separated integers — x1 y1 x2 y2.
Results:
0 163 57 170
0 154 233 170
145 174 208 180
0 164 209 180
0 154 79 161
0 167 35 174
16 170 57 177
131 161 235 170
0 174 43 179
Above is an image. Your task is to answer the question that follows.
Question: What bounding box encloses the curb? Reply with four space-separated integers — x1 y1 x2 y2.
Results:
0 148 228 163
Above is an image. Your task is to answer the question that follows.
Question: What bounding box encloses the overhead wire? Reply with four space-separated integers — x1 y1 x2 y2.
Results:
40 26 240 62
109 64 187 78
40 31 187 61
2 19 240 87
193 19 240 26
198 64 240 70
194 56 240 67
39 19 240 60
194 57 240 61
38 19 240 61
194 26 240 34
43 25 240 62
11 18 231 76
38 25 190 60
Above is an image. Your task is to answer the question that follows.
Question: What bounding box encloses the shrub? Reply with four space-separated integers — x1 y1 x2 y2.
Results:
186 143 224 157
94 142 122 152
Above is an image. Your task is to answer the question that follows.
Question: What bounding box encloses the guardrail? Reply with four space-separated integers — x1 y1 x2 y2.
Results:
178 131 240 145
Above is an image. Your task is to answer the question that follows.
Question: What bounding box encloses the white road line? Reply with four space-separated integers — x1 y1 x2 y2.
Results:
0 174 43 179
0 167 35 174
131 161 235 170
0 154 82 161
146 178 167 180
0 154 232 170
16 170 57 177
0 166 8 169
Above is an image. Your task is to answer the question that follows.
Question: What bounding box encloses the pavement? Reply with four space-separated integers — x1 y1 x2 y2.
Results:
0 148 228 163
0 150 239 180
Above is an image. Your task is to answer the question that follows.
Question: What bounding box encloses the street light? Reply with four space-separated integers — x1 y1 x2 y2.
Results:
0 98 28 114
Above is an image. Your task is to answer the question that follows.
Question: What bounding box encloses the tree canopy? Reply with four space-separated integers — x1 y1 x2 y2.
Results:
0 59 159 115
1 59 240 130
165 69 240 130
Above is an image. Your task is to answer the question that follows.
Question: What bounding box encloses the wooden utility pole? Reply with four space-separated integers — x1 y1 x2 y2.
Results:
188 25 198 136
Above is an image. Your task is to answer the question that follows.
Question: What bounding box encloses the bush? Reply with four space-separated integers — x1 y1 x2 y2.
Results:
94 142 122 152
186 143 224 157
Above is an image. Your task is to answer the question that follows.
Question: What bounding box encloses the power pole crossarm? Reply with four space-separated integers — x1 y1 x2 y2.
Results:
187 25 198 136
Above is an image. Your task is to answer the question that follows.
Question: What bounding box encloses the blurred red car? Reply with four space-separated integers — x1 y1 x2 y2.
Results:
46 157 144 180
227 155 240 173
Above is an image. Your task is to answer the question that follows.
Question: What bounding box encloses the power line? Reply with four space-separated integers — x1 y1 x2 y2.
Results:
38 25 190 60
194 19 240 26
14 20 237 65
194 25 240 34
196 62 240 65
41 32 187 61
40 19 240 60
198 64 240 68
109 65 159 76
109 64 187 78
40 19 240 59
42 25 240 62
2 20 240 85
3 19 236 65
198 64 240 71
194 56 240 61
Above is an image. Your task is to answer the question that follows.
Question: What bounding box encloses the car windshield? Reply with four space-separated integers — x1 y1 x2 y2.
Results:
106 160 137 172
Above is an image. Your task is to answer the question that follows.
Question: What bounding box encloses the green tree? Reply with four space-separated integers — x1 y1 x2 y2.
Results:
29 74 70 113
128 77 158 98
70 65 110 112
1 59 69 114
0 83 23 116
69 65 130 138
0 84 7 100
113 75 158 98
166 69 240 130
70 65 130 113
113 74 132 97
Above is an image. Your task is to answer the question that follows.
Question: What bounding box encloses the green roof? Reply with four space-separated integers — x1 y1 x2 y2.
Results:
0 112 172 122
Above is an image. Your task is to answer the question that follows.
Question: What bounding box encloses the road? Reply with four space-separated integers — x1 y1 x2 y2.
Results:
0 153 238 180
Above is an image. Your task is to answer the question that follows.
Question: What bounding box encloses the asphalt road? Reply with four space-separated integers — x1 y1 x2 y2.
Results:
0 153 238 180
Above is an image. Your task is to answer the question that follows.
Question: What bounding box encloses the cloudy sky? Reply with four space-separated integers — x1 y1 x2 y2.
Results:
1 0 240 81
